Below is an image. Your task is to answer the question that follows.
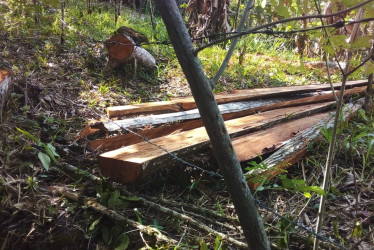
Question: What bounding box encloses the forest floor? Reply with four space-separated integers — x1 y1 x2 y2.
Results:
1 2 374 249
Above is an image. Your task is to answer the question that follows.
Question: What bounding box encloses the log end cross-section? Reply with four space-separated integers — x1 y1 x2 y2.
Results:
0 69 11 116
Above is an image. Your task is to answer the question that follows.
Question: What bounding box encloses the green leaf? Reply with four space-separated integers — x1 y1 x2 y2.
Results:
322 44 335 56
330 35 350 49
200 239 209 250
101 226 112 245
364 61 374 76
38 152 51 171
43 143 57 163
115 233 129 250
214 235 223 250
47 143 60 157
89 218 100 231
16 127 39 143
277 5 290 18
351 36 372 49
303 192 311 198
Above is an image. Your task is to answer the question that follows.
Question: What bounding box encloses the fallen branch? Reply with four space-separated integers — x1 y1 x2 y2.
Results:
59 163 248 248
51 185 177 245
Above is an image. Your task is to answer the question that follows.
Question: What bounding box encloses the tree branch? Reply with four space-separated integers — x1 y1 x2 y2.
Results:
211 0 254 86
194 0 373 54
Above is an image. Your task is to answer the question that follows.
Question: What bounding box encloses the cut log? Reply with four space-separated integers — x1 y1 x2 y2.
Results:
106 80 367 118
96 86 366 133
105 27 156 70
0 69 11 121
244 99 365 189
99 102 334 184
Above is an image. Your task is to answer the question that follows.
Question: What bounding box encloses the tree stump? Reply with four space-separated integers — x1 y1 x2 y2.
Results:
0 69 11 121
104 26 156 74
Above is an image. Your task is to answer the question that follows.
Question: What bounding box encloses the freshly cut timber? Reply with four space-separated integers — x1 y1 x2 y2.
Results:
99 102 334 184
105 26 156 71
0 69 11 120
244 99 365 189
87 87 366 151
106 80 367 118
232 112 329 162
94 86 366 133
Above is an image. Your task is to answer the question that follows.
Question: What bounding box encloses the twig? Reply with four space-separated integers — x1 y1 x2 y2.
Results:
145 195 239 224
59 163 247 248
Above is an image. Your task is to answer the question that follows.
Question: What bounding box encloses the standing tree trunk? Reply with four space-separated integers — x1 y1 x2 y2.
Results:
154 1 270 249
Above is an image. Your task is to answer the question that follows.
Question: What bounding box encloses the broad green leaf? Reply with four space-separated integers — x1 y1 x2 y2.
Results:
364 61 374 76
277 5 290 18
38 152 51 171
16 127 39 143
351 36 372 49
89 218 101 231
214 235 223 250
47 143 59 157
322 44 336 56
330 35 350 49
115 234 129 250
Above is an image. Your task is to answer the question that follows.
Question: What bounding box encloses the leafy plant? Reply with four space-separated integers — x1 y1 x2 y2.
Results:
16 127 59 171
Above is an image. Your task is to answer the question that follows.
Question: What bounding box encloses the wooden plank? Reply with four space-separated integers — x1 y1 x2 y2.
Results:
88 87 366 151
233 113 329 162
244 99 365 190
99 102 334 184
106 80 367 118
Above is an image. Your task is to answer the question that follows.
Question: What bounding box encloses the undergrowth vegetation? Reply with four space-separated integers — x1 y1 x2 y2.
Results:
0 0 373 249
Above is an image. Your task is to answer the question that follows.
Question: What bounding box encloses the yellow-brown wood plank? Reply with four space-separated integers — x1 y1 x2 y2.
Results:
106 80 367 118
99 102 334 184
233 113 329 162
244 99 365 190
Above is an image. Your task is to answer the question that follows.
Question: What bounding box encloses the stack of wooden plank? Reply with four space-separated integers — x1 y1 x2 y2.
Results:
77 80 368 185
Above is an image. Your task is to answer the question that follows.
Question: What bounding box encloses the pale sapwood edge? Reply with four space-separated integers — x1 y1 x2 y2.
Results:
194 0 374 54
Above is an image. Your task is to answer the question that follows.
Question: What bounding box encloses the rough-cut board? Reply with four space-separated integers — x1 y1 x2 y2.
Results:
99 102 334 184
106 80 367 118
244 99 365 189
96 86 366 133
88 87 365 151
232 112 329 162
0 69 11 118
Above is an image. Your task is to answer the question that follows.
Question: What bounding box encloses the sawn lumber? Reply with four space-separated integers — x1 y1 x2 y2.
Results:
244 99 365 189
106 80 367 118
99 102 334 184
88 87 365 151
232 112 329 162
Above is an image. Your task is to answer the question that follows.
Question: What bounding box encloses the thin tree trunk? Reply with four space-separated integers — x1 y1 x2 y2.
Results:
154 1 270 249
